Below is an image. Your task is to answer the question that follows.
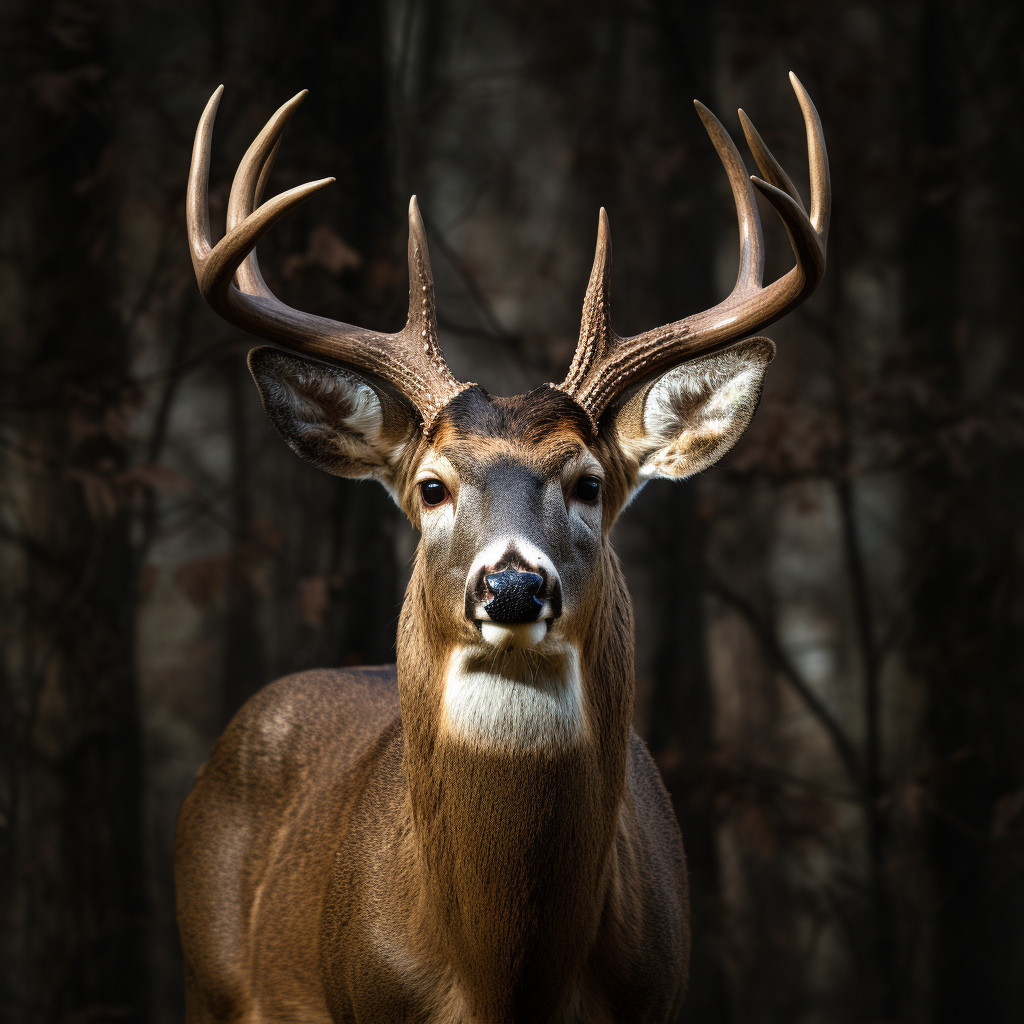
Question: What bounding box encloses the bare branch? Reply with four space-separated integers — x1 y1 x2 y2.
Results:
705 570 862 788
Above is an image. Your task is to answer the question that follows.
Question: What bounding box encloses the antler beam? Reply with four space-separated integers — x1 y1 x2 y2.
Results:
558 72 830 422
187 87 467 426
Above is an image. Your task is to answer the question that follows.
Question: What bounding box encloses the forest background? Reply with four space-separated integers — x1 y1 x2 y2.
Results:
2 1 1022 1022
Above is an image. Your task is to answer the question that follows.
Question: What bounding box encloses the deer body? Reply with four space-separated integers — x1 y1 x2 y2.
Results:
177 669 688 1024
177 75 828 1024
177 394 689 1023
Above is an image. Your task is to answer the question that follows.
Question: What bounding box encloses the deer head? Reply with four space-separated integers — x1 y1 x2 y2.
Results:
187 74 829 755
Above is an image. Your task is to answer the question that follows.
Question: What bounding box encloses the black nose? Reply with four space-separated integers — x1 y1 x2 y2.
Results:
484 568 544 624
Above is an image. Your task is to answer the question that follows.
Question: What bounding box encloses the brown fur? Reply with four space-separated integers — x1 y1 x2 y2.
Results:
177 358 781 1023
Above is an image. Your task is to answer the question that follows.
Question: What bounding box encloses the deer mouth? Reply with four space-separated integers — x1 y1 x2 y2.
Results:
475 615 554 651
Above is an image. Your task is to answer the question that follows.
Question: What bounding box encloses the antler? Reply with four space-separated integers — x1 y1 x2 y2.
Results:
187 87 468 427
558 72 830 423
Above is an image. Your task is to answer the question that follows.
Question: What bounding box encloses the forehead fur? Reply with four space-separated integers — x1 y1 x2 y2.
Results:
431 385 595 457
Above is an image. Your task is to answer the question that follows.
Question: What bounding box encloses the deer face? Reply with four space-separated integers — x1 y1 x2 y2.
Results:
249 336 774 655
408 385 607 653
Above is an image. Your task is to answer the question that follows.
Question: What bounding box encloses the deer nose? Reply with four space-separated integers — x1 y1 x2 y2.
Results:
483 568 544 624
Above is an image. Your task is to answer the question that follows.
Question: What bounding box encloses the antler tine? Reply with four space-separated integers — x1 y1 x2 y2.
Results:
694 101 764 296
556 75 829 423
195 177 336 299
186 85 224 271
737 108 804 213
186 88 469 429
227 90 308 296
748 176 825 294
739 73 830 246
789 72 831 240
403 195 466 421
254 134 283 209
227 91 306 230
187 86 335 310
560 207 614 404
742 72 828 300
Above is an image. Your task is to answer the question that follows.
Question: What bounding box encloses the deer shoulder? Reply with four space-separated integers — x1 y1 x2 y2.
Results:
175 667 400 1024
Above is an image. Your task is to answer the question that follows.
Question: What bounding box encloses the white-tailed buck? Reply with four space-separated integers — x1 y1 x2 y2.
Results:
177 72 828 1024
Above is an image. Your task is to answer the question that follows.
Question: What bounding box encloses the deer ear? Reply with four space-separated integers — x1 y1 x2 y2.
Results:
611 337 774 482
248 346 418 485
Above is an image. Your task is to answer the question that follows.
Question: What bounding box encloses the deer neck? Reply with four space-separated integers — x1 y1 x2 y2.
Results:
395 550 635 1019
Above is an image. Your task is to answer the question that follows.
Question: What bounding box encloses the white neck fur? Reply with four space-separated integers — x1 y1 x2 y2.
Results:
442 643 587 752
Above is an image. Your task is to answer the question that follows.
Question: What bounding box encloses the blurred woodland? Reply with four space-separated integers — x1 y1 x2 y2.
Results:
2 1 1023 1022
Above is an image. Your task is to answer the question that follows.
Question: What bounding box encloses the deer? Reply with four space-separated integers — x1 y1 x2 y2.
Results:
175 72 829 1024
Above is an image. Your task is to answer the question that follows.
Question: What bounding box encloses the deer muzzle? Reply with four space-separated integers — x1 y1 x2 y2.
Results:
465 543 562 650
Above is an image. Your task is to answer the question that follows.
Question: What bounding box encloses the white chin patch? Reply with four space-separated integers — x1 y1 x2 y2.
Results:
479 620 548 650
443 644 586 751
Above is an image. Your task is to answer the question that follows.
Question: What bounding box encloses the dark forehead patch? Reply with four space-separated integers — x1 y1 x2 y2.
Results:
434 385 595 447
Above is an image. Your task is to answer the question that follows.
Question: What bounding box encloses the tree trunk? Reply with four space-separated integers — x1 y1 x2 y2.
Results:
905 3 1024 1021
0 3 144 1021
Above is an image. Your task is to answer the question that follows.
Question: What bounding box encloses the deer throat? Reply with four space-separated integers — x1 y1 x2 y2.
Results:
441 642 588 751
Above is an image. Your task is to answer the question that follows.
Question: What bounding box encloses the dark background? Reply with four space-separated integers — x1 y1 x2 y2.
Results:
2 1 1022 1022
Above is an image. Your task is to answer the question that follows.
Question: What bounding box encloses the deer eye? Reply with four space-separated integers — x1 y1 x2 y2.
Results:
574 476 600 502
419 479 448 507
